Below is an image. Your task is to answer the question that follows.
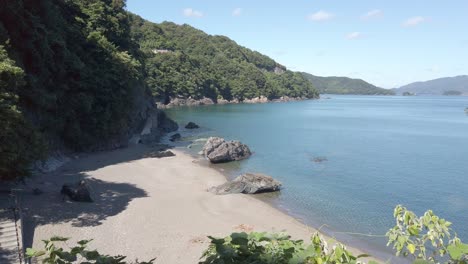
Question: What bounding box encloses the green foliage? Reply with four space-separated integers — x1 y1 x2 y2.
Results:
301 72 394 95
0 0 144 152
200 231 369 264
26 236 155 264
0 45 45 180
0 0 153 180
128 16 319 102
386 205 468 263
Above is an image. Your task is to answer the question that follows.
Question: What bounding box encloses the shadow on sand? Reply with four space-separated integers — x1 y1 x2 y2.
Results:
21 144 171 249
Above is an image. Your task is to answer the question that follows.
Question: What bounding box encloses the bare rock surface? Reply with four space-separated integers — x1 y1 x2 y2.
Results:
202 137 251 163
208 173 282 194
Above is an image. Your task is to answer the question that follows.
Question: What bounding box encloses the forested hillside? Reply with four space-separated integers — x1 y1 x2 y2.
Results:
301 72 394 95
393 75 468 95
0 0 153 179
129 15 319 102
0 0 318 180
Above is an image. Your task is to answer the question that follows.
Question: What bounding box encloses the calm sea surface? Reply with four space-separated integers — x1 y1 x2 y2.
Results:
165 95 468 260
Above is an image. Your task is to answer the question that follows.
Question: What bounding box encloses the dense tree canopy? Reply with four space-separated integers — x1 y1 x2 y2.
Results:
0 0 147 180
129 15 319 102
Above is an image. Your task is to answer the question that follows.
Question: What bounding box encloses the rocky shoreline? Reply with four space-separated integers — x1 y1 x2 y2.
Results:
156 95 315 109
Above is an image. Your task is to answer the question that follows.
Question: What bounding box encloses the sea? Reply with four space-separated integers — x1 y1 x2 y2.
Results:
165 95 468 261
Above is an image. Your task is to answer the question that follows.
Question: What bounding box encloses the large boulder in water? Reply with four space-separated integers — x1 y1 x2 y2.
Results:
208 173 282 195
61 180 93 202
202 137 251 163
185 122 199 129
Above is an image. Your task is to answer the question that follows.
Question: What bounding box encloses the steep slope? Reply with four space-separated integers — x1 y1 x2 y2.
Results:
129 15 319 103
301 72 394 95
0 0 170 180
394 76 468 95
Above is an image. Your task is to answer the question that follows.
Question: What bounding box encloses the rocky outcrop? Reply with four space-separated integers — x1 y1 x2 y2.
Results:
61 180 93 202
208 173 282 195
243 96 269 104
146 150 175 158
185 122 199 129
217 98 230 104
157 96 311 108
202 137 251 163
157 97 215 109
138 109 178 144
272 96 307 103
33 152 71 174
170 133 181 142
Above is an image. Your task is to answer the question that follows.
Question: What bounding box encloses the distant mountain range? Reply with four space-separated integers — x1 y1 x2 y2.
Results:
301 72 395 95
393 75 468 95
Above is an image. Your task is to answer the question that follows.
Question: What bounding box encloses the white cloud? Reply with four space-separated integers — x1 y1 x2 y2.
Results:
183 8 203 18
232 8 242 17
361 9 383 20
346 32 364 40
307 10 334 22
403 16 426 27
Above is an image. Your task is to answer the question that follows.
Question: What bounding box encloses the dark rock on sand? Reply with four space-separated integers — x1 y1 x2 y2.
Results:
61 180 93 202
185 122 200 129
145 150 176 158
202 137 251 163
209 173 282 195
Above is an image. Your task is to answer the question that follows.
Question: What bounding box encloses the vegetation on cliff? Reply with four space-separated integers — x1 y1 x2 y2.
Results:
0 0 148 180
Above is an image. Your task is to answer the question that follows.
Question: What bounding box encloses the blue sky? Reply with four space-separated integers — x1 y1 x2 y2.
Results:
126 0 468 88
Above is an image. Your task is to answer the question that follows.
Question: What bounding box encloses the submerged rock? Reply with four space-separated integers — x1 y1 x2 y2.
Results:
312 157 328 163
61 180 93 202
185 122 200 129
202 137 251 163
170 133 181 142
209 173 282 195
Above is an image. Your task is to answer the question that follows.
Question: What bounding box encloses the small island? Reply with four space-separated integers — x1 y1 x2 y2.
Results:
443 90 463 96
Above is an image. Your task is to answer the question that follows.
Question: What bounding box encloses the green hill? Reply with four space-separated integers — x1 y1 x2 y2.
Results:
394 76 468 95
0 0 318 180
301 72 394 95
129 15 319 103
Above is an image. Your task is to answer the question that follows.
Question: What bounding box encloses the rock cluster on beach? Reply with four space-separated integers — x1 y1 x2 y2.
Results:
202 137 251 163
61 180 93 202
208 173 282 195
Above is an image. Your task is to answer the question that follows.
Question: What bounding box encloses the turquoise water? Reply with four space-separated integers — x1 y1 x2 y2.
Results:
166 96 468 260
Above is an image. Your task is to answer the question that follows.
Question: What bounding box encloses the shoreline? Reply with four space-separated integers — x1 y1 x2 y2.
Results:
156 95 317 109
21 144 384 263
174 142 401 263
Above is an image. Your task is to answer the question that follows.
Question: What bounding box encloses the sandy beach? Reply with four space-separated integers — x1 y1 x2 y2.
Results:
21 144 375 263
